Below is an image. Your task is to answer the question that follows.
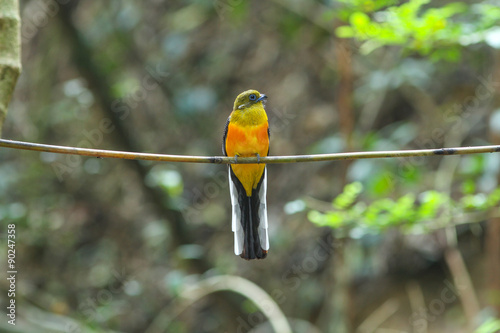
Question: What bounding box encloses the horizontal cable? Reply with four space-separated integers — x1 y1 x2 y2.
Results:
1 139 500 164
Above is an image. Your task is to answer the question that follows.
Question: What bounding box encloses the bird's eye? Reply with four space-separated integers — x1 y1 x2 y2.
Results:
249 94 257 101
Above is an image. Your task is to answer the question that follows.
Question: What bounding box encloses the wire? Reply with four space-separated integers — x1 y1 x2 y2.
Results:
1 139 499 164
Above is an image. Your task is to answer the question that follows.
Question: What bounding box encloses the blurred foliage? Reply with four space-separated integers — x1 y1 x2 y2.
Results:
335 0 500 60
1 0 500 332
475 317 500 333
307 181 500 234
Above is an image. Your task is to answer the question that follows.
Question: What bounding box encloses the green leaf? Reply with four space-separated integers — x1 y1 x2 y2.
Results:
308 210 328 226
461 179 476 195
391 194 417 224
330 0 498 62
336 26 356 38
306 179 498 235
368 171 395 196
418 190 447 220
475 317 500 333
333 182 363 210
350 12 371 29
487 189 500 208
325 211 347 228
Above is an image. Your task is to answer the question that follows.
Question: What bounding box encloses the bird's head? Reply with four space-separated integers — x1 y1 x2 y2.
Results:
233 89 267 111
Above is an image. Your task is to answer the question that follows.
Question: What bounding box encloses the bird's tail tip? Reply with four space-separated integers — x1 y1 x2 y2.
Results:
240 249 268 260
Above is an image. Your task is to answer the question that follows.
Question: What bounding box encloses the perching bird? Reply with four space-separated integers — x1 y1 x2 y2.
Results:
223 89 269 260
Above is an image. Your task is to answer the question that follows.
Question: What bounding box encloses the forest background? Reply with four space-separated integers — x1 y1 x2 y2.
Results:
1 0 500 332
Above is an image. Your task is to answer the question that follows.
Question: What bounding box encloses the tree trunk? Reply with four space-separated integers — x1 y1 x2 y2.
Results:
0 0 21 135
486 50 500 315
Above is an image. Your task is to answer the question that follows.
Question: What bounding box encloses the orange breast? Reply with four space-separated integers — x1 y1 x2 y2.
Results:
225 122 269 196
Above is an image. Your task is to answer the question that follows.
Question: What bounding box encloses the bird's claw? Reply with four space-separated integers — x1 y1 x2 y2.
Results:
256 153 261 163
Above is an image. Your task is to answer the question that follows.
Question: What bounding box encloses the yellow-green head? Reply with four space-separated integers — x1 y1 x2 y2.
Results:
233 89 267 111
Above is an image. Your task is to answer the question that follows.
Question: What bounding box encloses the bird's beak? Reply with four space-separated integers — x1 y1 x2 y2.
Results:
256 94 267 102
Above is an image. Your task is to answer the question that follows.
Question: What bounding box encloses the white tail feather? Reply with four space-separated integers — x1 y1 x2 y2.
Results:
229 168 244 255
229 167 269 255
259 168 269 250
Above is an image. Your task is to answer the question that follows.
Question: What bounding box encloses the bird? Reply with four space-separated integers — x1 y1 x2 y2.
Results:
222 89 270 260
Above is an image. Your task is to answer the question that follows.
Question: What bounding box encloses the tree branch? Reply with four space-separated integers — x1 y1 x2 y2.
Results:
0 0 21 134
56 4 210 272
144 275 292 333
1 138 500 164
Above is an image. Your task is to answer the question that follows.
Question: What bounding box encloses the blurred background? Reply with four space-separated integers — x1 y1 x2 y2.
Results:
1 0 500 332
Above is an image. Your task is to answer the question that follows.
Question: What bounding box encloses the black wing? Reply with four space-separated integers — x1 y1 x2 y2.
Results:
222 116 230 156
267 126 270 156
